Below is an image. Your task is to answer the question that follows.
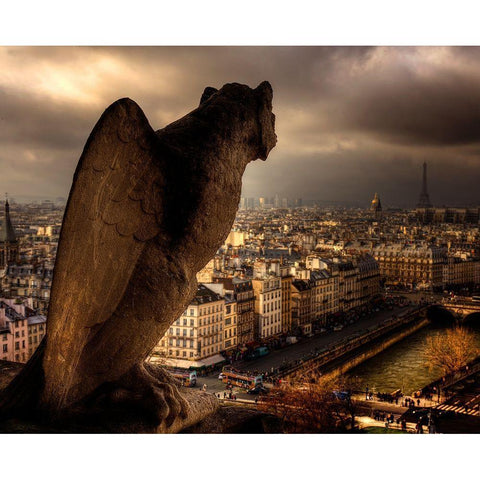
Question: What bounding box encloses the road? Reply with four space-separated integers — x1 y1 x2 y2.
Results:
194 303 420 398
234 304 415 373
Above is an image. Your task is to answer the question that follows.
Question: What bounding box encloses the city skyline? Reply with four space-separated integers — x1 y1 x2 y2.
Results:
2 46 480 207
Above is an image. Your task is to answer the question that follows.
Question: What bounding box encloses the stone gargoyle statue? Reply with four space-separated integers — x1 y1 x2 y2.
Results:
0 81 276 432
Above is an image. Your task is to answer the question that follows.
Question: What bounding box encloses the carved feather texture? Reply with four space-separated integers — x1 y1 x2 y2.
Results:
46 99 163 341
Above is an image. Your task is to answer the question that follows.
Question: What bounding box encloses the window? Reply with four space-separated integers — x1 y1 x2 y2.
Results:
15 342 19 351
2 345 7 353
190 309 194 316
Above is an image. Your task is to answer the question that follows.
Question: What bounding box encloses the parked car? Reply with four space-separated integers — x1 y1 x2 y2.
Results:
247 385 269 395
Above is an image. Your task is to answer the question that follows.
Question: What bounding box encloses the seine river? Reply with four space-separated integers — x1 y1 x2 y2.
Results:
348 320 480 395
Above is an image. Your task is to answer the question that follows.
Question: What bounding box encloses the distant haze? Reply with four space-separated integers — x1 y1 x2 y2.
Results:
2 46 480 208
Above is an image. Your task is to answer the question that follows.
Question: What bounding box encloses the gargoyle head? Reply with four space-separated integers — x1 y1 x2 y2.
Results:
199 81 277 162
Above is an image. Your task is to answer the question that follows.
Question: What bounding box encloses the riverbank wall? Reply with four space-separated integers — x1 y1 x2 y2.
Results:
320 317 430 380
281 307 430 382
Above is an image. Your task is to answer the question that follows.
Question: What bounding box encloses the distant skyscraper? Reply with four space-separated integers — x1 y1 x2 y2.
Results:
274 194 280 208
417 162 433 208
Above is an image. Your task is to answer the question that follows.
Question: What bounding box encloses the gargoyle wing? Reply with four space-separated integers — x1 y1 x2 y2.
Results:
45 99 163 364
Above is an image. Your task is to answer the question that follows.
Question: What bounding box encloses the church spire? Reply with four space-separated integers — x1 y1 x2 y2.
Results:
0 196 17 243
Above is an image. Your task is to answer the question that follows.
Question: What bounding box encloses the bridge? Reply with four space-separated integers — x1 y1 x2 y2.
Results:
440 298 480 321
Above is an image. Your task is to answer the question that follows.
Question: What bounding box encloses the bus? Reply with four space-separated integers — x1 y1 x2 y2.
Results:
220 368 263 389
169 369 197 387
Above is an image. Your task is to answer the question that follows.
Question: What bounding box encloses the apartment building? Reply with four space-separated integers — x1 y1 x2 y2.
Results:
155 284 225 365
0 298 46 363
252 276 282 339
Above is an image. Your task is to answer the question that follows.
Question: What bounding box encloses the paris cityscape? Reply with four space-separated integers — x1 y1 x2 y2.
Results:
2 44 480 451
2 158 480 433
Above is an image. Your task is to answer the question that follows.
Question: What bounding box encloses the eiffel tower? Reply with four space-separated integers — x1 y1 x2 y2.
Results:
417 162 433 208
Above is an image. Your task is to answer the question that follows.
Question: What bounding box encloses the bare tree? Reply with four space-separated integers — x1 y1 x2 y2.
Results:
258 374 360 433
424 325 479 376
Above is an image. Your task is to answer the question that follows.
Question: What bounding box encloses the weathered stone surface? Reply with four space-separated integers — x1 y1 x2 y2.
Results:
181 405 284 434
0 361 23 391
0 82 276 432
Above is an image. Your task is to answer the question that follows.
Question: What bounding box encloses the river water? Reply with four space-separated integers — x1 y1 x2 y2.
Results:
347 321 480 395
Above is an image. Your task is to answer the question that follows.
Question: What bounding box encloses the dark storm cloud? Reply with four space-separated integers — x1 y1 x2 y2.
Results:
335 54 480 146
2 46 480 206
0 87 95 150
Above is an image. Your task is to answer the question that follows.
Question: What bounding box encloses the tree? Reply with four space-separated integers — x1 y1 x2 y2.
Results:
258 374 360 433
424 325 479 376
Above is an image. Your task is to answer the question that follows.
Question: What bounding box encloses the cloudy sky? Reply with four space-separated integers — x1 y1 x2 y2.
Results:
2 46 480 207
